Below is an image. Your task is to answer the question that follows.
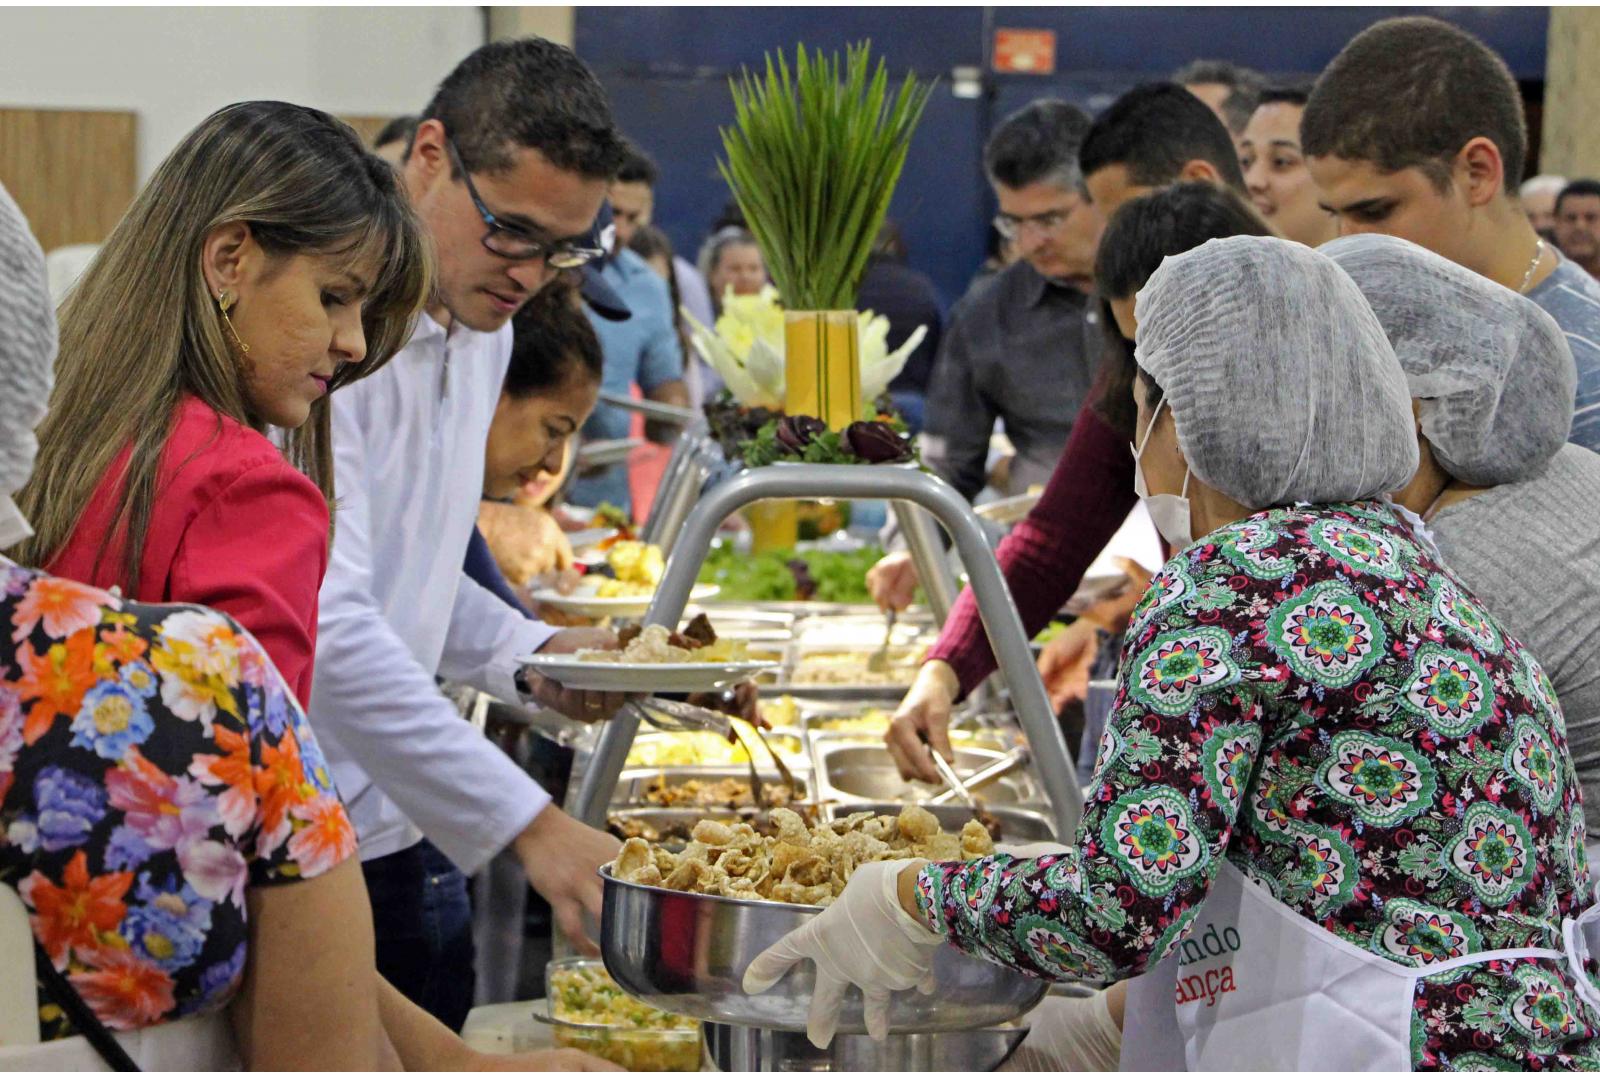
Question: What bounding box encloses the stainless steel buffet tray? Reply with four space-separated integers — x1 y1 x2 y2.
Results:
809 734 1044 808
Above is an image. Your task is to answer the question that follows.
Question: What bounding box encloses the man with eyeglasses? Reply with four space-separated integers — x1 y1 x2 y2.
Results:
868 100 1104 604
919 100 1104 502
309 38 631 1030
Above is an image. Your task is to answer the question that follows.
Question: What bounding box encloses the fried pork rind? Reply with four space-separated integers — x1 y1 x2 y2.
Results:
897 804 939 843
619 805 991 909
961 818 997 859
616 838 654 882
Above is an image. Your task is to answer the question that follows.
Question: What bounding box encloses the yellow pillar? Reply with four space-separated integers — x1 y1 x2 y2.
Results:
1542 7 1600 177
487 7 575 46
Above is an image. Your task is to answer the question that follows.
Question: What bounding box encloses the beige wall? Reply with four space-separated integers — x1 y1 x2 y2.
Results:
0 7 484 182
1542 7 1600 178
489 7 575 46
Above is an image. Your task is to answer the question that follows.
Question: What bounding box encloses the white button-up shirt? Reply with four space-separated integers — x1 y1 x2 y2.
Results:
310 312 558 872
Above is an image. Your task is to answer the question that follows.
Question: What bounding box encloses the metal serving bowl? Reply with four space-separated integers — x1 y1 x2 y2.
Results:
599 866 1048 1034
702 1019 1030 1071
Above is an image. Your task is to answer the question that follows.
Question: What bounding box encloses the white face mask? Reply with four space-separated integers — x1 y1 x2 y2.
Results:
1132 398 1193 549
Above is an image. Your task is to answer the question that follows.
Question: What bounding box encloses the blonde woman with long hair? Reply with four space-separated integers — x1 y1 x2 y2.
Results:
13 100 427 710
0 107 615 1069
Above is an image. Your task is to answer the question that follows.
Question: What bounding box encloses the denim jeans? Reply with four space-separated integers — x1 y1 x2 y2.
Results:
362 838 476 1032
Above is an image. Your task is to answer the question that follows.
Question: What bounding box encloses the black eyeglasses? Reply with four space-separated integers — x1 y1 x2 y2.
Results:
445 139 603 268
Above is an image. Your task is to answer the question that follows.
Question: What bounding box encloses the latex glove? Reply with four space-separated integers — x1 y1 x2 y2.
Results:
742 860 943 1048
884 660 960 784
866 551 918 612
999 989 1122 1072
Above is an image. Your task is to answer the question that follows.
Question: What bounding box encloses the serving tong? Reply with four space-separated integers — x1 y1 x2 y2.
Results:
866 608 898 674
928 746 1033 806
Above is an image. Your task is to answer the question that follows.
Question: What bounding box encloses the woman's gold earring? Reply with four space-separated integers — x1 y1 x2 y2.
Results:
216 290 251 355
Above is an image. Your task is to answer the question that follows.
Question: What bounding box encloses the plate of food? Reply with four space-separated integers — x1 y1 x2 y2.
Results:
531 539 720 615
520 617 776 693
531 580 722 618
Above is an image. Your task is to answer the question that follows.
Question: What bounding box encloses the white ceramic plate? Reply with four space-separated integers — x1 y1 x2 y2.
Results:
529 581 720 617
517 655 774 692
565 528 619 556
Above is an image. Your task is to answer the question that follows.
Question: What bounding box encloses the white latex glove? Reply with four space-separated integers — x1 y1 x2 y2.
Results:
742 860 944 1048
1000 990 1123 1072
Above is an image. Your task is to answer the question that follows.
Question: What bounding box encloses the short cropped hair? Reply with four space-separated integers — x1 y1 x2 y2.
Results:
421 37 626 181
505 279 603 398
1093 181 1272 301
1557 179 1600 215
1256 84 1312 110
1172 59 1266 135
1302 16 1528 191
983 99 1092 191
615 141 659 187
1080 82 1246 192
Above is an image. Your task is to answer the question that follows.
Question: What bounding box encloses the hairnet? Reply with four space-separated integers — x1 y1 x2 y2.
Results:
1133 235 1417 509
0 182 56 543
1321 234 1575 486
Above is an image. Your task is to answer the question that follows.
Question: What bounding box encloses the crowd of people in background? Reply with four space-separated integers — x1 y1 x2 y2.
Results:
4 10 1600 1072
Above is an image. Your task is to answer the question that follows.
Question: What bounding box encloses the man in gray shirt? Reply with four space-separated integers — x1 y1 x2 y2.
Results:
920 100 1104 502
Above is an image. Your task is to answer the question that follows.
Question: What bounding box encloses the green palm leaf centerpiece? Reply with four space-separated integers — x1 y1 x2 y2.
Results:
719 42 934 312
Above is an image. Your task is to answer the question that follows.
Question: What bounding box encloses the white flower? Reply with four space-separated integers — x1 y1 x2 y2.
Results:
179 838 248 908
7 818 38 854
684 288 927 413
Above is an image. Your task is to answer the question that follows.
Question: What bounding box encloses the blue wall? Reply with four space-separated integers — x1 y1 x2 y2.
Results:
575 6 1550 307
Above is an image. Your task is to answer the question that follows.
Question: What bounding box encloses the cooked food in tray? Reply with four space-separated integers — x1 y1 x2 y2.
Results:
790 648 922 685
639 774 806 810
549 961 696 1031
624 726 804 768
612 804 994 907
544 959 699 1071
577 615 748 664
606 806 821 845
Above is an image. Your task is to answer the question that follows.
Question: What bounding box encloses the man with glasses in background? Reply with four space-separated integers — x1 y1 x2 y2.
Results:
309 38 630 1030
918 100 1105 504
869 101 1103 607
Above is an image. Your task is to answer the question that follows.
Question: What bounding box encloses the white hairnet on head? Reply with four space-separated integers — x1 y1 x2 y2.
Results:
1321 234 1575 486
0 181 57 546
1133 235 1418 509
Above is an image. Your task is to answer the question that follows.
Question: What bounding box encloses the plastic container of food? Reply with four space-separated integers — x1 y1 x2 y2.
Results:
537 958 701 1071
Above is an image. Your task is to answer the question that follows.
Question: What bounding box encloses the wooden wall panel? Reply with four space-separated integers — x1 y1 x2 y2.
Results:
0 107 137 252
1542 7 1600 177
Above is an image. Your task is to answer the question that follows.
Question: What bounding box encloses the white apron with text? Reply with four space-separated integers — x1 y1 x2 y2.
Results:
1171 860 1600 1070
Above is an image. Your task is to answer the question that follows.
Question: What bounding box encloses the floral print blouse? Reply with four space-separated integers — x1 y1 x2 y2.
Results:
915 502 1600 1069
0 558 356 1037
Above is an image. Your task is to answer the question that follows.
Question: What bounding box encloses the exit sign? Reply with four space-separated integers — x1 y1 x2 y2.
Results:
994 29 1057 75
